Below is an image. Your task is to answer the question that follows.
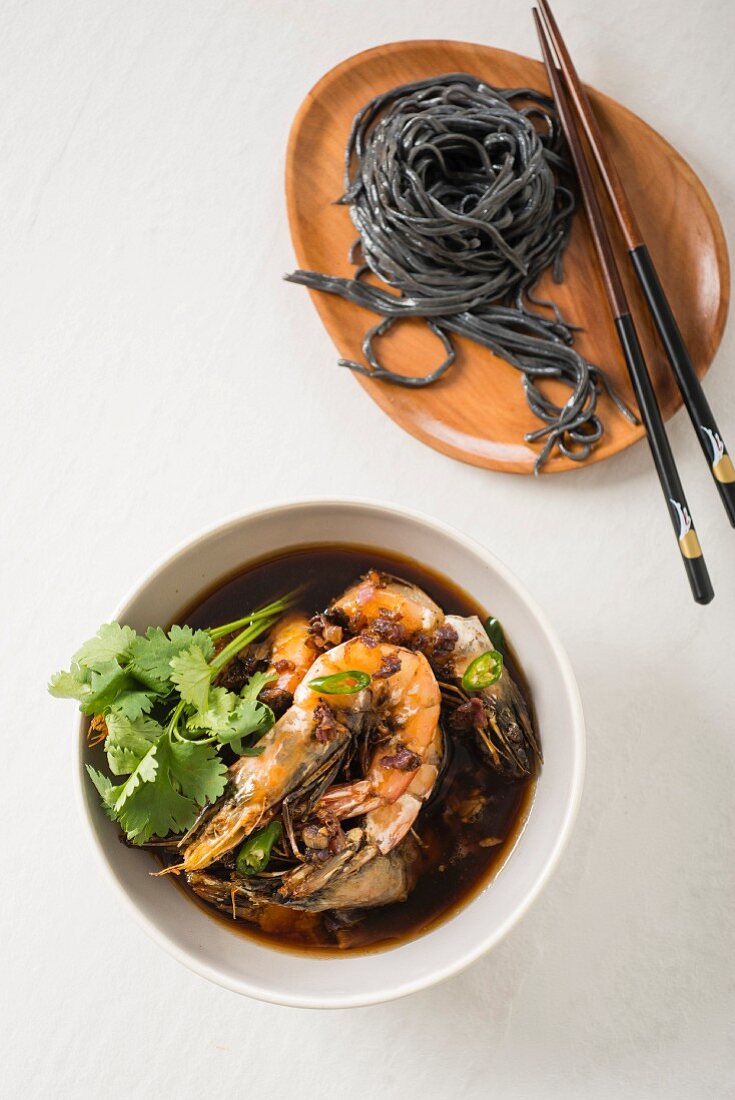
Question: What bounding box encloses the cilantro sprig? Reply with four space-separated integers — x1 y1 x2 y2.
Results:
49 592 297 845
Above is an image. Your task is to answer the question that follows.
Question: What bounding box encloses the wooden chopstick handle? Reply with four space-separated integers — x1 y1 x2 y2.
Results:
629 244 735 526
615 312 714 604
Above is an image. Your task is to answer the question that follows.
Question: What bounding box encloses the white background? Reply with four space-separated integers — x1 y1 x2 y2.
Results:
2 1 733 1096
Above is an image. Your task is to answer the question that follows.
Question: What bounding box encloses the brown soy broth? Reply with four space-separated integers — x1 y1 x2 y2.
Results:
181 544 480 634
174 544 536 955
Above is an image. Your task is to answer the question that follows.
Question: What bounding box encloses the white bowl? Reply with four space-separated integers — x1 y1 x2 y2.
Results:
76 499 584 1007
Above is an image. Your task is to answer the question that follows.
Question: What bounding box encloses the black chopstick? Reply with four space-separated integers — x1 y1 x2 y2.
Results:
533 8 714 604
538 0 735 527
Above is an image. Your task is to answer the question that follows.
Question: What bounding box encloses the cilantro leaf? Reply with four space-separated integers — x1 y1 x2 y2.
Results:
216 699 274 754
48 662 90 701
107 686 159 721
169 625 214 661
114 737 227 844
89 717 227 844
184 673 277 754
53 608 292 845
104 713 164 776
214 672 277 754
116 762 194 844
241 669 278 703
75 660 160 720
186 686 235 734
74 623 136 672
112 741 159 812
128 626 213 694
166 739 228 806
170 645 212 712
126 628 174 693
79 660 137 716
86 766 123 821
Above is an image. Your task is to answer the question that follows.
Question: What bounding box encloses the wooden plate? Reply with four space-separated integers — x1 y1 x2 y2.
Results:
286 40 729 474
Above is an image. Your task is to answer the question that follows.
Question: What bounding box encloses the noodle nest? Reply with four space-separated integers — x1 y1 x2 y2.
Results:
287 74 634 469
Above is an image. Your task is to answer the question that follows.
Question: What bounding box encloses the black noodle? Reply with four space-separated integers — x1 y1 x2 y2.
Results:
286 74 636 470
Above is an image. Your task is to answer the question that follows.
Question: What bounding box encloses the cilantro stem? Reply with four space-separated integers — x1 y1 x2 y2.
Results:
207 588 303 641
211 613 279 674
207 610 274 641
167 699 187 742
167 700 217 745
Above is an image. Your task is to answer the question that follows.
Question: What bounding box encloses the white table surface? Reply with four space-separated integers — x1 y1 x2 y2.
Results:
3 1 733 1096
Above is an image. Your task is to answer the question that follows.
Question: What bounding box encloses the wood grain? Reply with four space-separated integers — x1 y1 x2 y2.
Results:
286 40 730 474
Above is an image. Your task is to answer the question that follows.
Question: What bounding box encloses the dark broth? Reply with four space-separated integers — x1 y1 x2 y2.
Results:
170 544 536 955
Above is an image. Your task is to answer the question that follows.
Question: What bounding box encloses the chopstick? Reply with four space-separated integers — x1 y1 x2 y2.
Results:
533 8 714 604
537 0 735 526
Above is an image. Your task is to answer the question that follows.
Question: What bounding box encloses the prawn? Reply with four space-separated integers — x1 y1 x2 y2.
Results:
327 573 539 778
259 611 317 709
275 644 441 901
275 832 421 913
315 723 443 852
329 570 443 641
189 835 420 918
443 614 540 778
176 636 438 872
310 636 441 823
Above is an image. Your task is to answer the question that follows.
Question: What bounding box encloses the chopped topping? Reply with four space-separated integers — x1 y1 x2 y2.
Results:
313 702 342 743
414 622 458 674
215 651 261 693
308 611 345 650
373 653 402 679
431 622 459 657
273 658 295 674
379 746 422 771
371 617 408 645
447 696 486 734
257 685 293 716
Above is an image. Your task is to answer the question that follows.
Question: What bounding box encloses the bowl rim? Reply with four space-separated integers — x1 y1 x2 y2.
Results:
73 496 585 1008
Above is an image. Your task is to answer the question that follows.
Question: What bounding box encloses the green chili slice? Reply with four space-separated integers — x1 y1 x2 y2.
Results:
308 670 371 694
236 820 283 875
461 650 503 691
484 616 505 654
